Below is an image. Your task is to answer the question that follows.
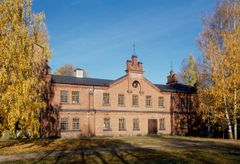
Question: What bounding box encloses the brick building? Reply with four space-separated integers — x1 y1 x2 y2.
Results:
42 55 196 137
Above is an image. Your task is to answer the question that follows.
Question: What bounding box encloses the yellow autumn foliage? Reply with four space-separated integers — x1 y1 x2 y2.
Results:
198 0 240 139
0 0 51 138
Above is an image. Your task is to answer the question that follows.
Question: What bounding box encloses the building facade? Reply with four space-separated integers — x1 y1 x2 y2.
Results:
42 55 196 138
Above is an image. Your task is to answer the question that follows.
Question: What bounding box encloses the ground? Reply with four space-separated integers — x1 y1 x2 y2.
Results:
0 136 240 163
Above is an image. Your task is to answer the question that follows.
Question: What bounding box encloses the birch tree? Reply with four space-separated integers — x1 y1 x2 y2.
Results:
198 0 240 139
0 0 51 138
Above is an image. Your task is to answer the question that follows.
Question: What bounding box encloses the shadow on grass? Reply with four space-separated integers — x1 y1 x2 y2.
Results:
3 136 240 163
148 135 240 163
0 138 56 149
150 135 240 147
33 137 188 164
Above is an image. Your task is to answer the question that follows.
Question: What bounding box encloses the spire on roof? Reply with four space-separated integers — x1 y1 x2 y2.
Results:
133 40 136 55
167 62 178 85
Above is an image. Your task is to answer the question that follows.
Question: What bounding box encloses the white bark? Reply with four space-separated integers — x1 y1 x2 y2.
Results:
234 82 237 140
224 95 233 139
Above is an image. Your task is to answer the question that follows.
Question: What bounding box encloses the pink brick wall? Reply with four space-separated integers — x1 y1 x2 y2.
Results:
45 56 196 137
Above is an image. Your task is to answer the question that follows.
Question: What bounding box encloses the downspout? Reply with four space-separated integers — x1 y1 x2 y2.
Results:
170 93 174 135
88 88 90 136
88 86 95 136
93 86 96 136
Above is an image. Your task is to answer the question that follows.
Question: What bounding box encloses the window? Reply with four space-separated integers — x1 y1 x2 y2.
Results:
159 118 165 130
180 98 186 108
60 91 68 103
103 93 110 106
189 99 192 109
133 118 140 130
187 98 192 109
103 118 111 130
72 91 79 104
132 81 139 88
158 97 164 108
72 118 80 130
60 118 68 130
132 95 139 106
119 118 126 131
145 96 152 107
118 94 125 106
180 120 185 129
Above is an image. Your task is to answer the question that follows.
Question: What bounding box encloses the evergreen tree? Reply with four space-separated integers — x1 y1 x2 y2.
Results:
183 54 197 86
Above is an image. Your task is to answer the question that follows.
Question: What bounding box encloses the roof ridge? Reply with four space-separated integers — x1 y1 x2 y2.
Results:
51 74 114 81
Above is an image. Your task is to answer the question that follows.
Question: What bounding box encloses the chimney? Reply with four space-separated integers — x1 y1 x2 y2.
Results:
167 70 178 85
74 68 84 78
44 62 51 75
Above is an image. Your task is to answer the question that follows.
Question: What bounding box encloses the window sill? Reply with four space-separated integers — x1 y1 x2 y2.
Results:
72 103 80 105
60 102 69 105
146 106 152 108
103 128 112 131
133 128 140 131
132 105 139 108
119 129 126 131
159 128 166 131
103 104 111 106
61 129 81 132
118 104 126 107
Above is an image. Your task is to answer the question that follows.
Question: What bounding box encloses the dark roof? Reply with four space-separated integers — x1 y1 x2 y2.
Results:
155 83 196 94
51 75 114 87
74 68 84 71
52 75 196 93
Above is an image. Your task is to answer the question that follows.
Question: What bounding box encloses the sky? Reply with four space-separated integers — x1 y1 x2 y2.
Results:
33 0 218 84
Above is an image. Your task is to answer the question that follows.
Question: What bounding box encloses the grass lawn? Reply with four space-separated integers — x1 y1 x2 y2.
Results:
0 136 240 163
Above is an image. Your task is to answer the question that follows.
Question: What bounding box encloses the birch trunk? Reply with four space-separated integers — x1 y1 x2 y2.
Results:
224 95 233 139
234 82 237 140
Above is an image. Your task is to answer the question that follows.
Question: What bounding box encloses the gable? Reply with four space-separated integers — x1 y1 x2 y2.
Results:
105 74 161 96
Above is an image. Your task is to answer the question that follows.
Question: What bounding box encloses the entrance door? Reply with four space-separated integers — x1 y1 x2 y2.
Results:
148 119 158 135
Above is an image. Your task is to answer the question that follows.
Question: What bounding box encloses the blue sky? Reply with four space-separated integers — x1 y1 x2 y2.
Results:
33 0 217 84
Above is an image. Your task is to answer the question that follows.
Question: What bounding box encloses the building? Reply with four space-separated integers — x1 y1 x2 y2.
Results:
42 55 197 138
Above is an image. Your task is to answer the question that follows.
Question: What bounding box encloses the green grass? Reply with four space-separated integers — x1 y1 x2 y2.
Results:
1 136 240 163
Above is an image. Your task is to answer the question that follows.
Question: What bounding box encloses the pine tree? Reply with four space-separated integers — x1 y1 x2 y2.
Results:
0 0 51 138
